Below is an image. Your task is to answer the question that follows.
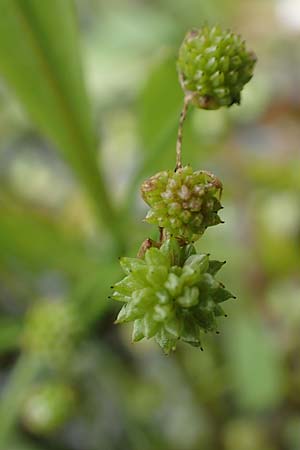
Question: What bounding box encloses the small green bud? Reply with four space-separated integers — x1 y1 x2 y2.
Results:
177 25 257 109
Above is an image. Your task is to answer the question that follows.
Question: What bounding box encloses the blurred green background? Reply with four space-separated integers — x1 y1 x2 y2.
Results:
0 0 300 449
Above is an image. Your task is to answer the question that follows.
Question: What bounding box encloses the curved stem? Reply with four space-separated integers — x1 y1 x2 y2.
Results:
175 95 192 171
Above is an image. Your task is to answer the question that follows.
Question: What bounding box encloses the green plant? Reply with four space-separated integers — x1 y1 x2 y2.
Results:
112 25 256 353
0 4 261 445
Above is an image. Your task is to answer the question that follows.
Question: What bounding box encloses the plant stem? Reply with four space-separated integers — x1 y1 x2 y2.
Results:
0 355 39 445
175 95 191 171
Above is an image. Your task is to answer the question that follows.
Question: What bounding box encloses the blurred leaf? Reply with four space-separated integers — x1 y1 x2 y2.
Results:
226 313 284 412
0 355 38 445
72 263 121 329
138 54 182 153
161 0 236 24
256 193 300 276
137 53 204 167
0 0 118 235
246 159 300 192
0 206 97 275
123 52 222 217
6 435 45 450
283 416 300 450
0 318 22 352
123 55 202 214
224 419 274 450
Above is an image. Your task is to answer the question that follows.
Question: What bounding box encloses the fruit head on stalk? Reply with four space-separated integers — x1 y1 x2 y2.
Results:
141 166 223 242
112 238 235 354
177 25 257 110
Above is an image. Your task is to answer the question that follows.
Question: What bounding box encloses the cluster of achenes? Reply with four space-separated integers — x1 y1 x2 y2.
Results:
112 25 256 354
141 166 223 242
177 25 256 109
114 238 235 354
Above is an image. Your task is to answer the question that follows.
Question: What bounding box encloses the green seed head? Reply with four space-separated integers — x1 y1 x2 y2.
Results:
22 301 81 369
141 166 223 242
177 25 257 109
112 238 235 354
22 382 76 435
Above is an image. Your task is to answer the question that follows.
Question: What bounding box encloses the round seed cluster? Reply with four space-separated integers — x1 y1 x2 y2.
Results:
22 382 76 434
23 301 81 369
177 25 257 110
141 166 223 242
113 238 234 354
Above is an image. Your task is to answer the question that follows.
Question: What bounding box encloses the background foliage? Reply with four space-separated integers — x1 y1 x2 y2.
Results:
0 0 300 449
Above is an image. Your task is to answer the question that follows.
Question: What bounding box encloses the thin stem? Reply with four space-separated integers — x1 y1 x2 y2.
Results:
121 111 180 218
176 95 191 170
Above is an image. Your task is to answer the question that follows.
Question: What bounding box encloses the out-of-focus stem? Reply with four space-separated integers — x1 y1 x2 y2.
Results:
0 355 39 445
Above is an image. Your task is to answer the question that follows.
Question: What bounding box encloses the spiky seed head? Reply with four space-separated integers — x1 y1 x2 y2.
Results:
141 166 223 242
177 25 257 110
112 238 235 354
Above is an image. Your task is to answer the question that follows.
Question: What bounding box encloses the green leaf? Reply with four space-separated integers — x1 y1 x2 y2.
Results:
138 54 182 152
72 264 121 329
121 56 182 215
123 55 202 216
4 435 45 450
0 318 22 352
0 0 119 236
0 206 97 275
226 314 284 411
0 355 39 445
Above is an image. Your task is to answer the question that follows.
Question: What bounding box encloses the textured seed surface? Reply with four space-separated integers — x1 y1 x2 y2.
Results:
141 166 223 242
177 25 256 109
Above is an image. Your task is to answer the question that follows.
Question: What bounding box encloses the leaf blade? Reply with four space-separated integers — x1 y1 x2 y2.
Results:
0 0 119 236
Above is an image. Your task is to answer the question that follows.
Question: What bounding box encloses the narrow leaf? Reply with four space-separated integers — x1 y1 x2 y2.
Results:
0 0 117 232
